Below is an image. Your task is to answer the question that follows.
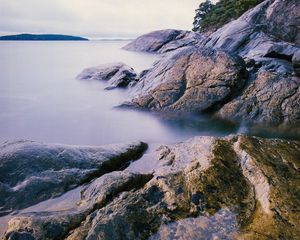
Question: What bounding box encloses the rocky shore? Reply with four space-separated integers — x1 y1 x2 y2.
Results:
1 135 299 239
1 0 300 239
78 0 300 129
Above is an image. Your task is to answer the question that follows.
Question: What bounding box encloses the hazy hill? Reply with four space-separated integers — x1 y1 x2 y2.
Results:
0 33 88 41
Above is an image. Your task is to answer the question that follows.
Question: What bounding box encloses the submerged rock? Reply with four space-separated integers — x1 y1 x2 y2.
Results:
0 140 147 212
123 46 246 112
122 29 206 54
218 71 300 126
76 62 137 90
4 135 299 239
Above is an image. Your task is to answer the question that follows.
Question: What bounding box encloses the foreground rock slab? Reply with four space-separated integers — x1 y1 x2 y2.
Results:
123 46 246 112
76 62 137 90
0 140 147 212
4 135 300 239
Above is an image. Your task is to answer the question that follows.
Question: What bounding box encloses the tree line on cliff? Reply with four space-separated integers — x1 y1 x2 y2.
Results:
193 0 264 32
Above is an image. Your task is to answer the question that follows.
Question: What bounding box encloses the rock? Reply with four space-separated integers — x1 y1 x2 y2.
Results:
116 0 300 127
4 135 299 239
123 46 246 112
76 62 137 90
292 49 300 76
0 140 147 212
204 0 300 74
218 71 300 126
205 0 300 53
123 29 206 54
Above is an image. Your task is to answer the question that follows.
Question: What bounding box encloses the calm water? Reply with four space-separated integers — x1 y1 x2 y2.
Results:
0 41 241 146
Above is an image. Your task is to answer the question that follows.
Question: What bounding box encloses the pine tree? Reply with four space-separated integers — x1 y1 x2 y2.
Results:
192 0 213 32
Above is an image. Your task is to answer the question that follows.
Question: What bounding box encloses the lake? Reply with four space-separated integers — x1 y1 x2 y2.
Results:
0 41 241 146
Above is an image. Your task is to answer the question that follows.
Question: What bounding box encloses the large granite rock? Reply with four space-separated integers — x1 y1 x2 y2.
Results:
218 71 300 126
3 135 300 239
76 63 137 90
123 29 206 54
0 140 147 212
123 46 246 112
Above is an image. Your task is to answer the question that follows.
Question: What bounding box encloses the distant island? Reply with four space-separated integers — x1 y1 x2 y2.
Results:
0 33 88 41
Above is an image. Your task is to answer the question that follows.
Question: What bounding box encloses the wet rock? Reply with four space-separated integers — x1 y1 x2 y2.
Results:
0 140 147 212
4 135 299 239
123 29 206 54
76 62 137 90
123 46 246 112
218 71 300 126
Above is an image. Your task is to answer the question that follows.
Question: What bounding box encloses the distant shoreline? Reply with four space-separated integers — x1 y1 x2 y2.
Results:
0 33 88 41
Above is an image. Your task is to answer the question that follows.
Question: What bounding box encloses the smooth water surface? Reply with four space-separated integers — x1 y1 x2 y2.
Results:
0 41 240 146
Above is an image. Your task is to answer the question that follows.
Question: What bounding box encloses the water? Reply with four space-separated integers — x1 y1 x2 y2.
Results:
0 41 238 146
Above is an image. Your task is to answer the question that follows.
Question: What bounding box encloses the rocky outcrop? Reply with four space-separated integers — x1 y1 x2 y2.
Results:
204 0 300 75
3 135 299 239
205 0 300 56
76 63 137 90
218 71 300 126
123 29 206 54
0 140 147 212
123 1 300 74
123 46 247 112
118 0 300 127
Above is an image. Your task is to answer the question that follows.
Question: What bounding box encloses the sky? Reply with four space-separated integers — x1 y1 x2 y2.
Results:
0 0 210 38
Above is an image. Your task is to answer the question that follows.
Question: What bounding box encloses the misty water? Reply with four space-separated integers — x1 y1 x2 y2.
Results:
0 41 241 146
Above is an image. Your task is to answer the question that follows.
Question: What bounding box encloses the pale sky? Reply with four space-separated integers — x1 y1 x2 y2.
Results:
0 0 209 38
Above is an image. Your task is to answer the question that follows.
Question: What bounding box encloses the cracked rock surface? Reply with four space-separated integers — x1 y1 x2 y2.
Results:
3 135 299 240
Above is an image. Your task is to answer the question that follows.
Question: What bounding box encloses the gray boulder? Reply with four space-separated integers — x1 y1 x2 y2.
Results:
123 29 206 54
4 135 300 239
123 46 246 112
218 71 300 126
0 140 147 212
76 62 137 90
